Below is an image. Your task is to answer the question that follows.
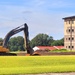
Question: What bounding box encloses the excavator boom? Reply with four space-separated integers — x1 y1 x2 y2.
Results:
2 23 34 55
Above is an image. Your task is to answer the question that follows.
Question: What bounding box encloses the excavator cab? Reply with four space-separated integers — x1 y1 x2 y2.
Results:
0 23 34 56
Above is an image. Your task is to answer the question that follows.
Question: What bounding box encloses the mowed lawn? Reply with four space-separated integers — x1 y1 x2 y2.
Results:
0 56 75 74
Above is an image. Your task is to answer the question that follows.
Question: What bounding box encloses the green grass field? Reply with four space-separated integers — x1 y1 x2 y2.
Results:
0 56 75 74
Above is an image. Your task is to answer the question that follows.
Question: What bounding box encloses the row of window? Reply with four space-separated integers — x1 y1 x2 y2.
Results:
66 46 74 49
68 29 74 32
66 20 74 24
66 37 74 41
66 29 74 33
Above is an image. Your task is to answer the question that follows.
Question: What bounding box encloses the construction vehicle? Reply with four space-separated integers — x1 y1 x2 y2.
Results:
0 23 34 56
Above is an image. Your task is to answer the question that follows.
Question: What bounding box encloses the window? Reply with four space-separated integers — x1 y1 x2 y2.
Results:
72 46 74 48
66 38 67 40
72 37 74 40
69 29 70 32
66 46 67 48
69 38 70 40
69 46 70 48
72 29 74 32
69 20 70 24
72 20 74 24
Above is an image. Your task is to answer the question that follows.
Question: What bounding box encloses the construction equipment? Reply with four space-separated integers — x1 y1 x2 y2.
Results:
0 23 34 55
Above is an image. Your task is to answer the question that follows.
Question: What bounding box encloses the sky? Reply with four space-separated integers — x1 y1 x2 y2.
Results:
0 0 75 40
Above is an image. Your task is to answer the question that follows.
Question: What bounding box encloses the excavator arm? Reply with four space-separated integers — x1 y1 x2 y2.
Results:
3 23 34 55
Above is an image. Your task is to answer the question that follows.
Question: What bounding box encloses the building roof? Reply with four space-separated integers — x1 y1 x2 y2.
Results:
63 16 75 20
54 46 64 49
33 46 64 51
37 46 56 50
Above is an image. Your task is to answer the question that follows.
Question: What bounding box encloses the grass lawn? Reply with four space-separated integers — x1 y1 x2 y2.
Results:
0 56 75 74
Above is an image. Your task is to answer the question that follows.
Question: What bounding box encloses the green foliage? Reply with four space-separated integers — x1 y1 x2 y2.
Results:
8 36 25 51
0 56 75 74
30 33 54 47
0 38 3 46
51 38 64 46
0 34 64 51
30 33 64 47
48 36 54 45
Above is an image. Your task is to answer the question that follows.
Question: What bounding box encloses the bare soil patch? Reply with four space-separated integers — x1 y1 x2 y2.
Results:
16 51 75 56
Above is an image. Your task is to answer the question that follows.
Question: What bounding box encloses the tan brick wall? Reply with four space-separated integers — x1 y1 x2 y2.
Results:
64 18 75 50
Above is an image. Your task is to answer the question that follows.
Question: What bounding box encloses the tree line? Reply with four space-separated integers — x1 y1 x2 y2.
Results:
0 33 64 51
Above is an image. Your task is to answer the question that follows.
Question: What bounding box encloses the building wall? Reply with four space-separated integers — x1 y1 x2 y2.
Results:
64 18 75 50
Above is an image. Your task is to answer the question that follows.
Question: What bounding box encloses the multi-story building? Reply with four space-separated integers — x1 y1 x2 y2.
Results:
63 16 75 50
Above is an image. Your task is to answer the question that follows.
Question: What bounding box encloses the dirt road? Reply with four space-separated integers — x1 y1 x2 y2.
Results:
18 72 75 75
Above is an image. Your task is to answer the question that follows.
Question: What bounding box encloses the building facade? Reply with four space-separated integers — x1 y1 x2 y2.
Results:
63 16 75 50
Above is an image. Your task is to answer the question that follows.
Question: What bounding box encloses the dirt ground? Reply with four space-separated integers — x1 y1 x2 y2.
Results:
16 51 75 56
17 72 75 75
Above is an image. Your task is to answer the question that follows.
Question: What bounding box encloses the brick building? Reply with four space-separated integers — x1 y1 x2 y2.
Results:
63 16 75 50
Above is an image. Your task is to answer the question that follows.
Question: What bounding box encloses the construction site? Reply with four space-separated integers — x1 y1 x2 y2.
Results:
0 23 75 56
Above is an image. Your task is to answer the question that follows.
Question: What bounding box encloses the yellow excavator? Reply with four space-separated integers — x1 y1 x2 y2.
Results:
0 23 34 56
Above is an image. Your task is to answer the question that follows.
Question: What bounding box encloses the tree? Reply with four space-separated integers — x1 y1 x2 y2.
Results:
8 36 25 51
51 38 64 46
30 33 54 47
0 38 3 46
48 36 54 45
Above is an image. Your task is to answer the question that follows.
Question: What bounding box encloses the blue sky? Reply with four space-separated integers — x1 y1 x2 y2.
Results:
0 0 75 40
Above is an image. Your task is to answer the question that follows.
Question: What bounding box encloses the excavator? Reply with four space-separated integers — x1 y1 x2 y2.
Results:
0 23 34 56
